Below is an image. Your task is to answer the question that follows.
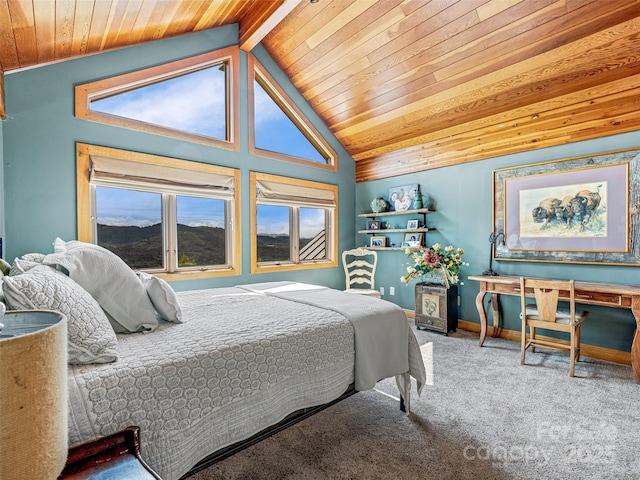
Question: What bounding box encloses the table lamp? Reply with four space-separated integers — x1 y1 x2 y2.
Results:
0 309 69 479
482 232 504 276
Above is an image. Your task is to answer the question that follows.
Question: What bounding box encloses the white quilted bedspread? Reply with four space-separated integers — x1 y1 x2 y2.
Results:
67 284 426 480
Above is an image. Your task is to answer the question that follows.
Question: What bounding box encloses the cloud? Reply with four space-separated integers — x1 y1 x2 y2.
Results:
97 216 157 227
93 67 227 137
300 209 326 237
258 220 290 236
253 81 288 125
178 219 224 228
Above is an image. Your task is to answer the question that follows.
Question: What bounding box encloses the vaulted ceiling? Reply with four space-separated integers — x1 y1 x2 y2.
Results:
2 0 640 182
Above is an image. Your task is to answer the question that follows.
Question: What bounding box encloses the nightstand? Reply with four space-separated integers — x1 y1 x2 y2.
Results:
59 426 161 479
415 283 458 334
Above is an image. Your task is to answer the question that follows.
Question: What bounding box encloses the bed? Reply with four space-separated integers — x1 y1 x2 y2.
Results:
1 241 427 480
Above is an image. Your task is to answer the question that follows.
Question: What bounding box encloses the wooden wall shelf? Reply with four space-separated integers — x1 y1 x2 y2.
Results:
359 208 434 249
358 208 431 218
358 228 430 234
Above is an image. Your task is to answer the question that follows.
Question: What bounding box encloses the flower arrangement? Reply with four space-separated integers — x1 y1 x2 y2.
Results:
400 243 468 288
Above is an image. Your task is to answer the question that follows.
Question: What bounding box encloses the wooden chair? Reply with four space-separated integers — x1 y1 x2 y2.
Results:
519 277 589 377
342 248 381 299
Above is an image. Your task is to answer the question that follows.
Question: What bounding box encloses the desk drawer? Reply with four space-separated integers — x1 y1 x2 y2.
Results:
575 291 628 308
484 282 630 308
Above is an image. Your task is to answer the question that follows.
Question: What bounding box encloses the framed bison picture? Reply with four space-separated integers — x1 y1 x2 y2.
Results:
492 148 640 266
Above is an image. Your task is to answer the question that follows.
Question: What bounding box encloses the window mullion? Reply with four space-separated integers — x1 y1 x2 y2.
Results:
224 199 232 267
165 194 177 272
291 206 299 263
89 183 97 244
326 209 333 262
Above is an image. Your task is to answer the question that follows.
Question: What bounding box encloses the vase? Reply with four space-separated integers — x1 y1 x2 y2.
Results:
414 190 431 210
370 197 388 213
414 185 424 209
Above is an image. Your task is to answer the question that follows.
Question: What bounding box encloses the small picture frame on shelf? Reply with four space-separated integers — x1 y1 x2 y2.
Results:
370 236 386 248
366 220 381 230
406 219 419 230
402 232 423 248
388 184 419 211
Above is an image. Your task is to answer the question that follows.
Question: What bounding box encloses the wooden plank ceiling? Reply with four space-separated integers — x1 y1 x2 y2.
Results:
1 0 640 182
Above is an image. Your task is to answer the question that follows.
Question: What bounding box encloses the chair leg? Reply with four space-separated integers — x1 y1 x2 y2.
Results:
521 322 527 365
530 326 536 353
576 325 581 362
569 329 577 377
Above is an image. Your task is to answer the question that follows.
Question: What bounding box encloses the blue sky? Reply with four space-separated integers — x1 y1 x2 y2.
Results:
92 66 327 236
92 67 227 139
96 188 161 227
253 80 325 163
97 189 325 237
96 188 225 228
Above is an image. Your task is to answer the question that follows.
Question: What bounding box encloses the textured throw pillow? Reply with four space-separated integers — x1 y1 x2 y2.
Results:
43 239 158 333
20 253 46 263
136 271 183 323
9 257 43 276
2 265 118 364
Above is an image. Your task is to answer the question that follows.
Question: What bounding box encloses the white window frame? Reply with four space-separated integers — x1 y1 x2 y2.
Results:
250 171 338 273
77 143 241 281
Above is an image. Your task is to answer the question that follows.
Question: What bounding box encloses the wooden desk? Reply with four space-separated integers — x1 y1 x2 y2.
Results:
468 274 640 383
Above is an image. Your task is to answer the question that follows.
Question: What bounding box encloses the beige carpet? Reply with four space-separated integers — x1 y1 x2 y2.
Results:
188 327 639 480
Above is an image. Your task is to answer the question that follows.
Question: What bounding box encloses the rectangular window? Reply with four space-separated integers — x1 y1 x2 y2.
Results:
299 208 327 260
250 172 338 273
176 196 227 268
77 143 241 281
95 187 164 270
257 204 290 263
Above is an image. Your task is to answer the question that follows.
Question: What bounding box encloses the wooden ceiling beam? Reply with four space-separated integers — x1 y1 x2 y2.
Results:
239 0 303 53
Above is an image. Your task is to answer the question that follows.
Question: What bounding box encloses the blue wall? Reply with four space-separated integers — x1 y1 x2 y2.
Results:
1 26 356 292
0 118 3 247
357 133 640 352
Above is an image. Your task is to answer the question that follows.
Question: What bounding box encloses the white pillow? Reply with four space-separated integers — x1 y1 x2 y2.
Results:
20 253 46 263
2 265 118 364
9 258 43 276
43 239 158 333
136 271 183 323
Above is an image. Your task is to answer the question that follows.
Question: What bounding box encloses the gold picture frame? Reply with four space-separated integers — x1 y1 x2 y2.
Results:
370 236 386 248
402 232 423 248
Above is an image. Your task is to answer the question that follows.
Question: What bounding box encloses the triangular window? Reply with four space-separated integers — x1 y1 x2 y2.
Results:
249 56 336 169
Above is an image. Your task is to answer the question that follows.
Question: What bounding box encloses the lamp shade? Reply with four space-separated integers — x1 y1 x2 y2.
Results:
0 310 68 479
